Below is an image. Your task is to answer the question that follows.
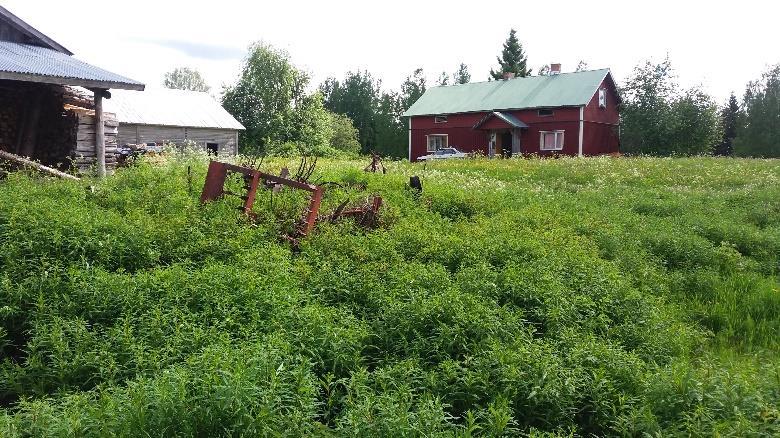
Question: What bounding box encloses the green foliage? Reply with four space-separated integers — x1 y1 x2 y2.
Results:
221 42 310 154
400 68 427 113
620 58 722 155
328 112 361 155
734 64 780 157
490 29 531 79
320 69 422 158
289 92 333 153
454 63 471 84
0 156 779 436
373 92 407 158
320 71 380 153
162 67 210 92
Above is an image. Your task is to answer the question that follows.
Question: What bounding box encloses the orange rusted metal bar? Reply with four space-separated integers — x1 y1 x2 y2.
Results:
201 160 325 234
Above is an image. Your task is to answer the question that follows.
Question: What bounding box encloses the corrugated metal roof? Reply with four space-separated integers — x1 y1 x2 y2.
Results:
0 5 73 55
0 41 144 90
403 69 611 117
105 88 245 130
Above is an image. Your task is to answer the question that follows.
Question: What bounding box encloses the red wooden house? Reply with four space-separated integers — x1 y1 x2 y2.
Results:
403 65 620 160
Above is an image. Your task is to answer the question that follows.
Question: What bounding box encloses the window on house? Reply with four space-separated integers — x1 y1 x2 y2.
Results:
598 89 607 108
538 109 554 117
206 142 219 156
427 134 448 152
434 115 448 123
539 131 564 151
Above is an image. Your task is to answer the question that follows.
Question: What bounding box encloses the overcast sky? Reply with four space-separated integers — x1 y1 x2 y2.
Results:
6 0 779 102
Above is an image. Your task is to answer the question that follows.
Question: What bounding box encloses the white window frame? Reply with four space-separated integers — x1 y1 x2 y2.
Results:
537 109 554 117
434 115 448 123
427 134 448 152
598 88 607 108
539 130 564 151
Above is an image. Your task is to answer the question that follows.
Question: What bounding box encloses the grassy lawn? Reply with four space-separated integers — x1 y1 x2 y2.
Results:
1 155 778 436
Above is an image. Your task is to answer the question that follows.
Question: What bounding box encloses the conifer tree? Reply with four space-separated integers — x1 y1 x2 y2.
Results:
454 63 471 84
713 93 740 156
734 64 780 157
490 29 531 79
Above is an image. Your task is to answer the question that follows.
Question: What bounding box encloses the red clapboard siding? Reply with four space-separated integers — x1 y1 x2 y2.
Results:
582 75 620 154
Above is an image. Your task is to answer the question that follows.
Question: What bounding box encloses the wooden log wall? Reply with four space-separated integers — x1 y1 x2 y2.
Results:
70 109 118 172
117 123 239 156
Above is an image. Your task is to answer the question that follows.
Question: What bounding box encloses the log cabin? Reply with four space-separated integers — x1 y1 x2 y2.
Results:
0 5 144 175
403 65 620 161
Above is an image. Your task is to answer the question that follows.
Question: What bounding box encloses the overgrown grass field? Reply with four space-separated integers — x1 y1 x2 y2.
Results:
1 155 779 436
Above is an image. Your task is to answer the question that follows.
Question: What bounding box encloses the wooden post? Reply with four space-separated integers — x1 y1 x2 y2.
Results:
94 89 106 177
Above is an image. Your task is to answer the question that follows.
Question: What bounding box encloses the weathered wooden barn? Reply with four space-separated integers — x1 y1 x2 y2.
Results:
403 65 620 161
105 89 244 156
0 6 144 175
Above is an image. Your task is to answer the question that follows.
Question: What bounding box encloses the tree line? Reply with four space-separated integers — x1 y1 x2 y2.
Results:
163 30 780 158
620 58 780 157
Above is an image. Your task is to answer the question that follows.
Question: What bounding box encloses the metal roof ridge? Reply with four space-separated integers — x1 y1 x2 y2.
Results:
429 68 611 89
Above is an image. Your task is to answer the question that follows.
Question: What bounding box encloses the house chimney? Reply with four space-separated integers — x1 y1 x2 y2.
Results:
550 63 561 75
503 72 515 80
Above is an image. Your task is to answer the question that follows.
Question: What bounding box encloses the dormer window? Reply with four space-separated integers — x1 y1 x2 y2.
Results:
538 109 554 117
434 115 448 123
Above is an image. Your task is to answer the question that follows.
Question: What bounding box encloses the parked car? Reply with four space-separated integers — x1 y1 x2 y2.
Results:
418 147 468 161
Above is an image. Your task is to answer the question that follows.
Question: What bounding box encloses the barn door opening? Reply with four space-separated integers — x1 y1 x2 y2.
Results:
206 142 219 156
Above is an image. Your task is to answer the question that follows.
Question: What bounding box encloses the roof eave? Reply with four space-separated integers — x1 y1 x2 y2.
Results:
0 71 145 91
119 121 245 130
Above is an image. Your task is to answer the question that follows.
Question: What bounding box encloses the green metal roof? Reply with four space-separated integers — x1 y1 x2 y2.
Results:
403 69 611 117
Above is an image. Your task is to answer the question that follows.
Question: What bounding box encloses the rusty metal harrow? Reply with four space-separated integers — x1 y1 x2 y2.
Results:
200 160 382 241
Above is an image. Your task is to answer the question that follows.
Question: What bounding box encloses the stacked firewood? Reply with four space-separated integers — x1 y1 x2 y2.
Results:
62 87 94 109
0 98 19 149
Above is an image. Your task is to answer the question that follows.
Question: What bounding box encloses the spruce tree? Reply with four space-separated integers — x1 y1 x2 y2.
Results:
734 64 780 157
490 29 531 80
454 63 471 84
713 93 739 156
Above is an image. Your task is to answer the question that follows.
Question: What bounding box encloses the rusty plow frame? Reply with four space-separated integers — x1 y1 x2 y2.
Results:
200 160 382 241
